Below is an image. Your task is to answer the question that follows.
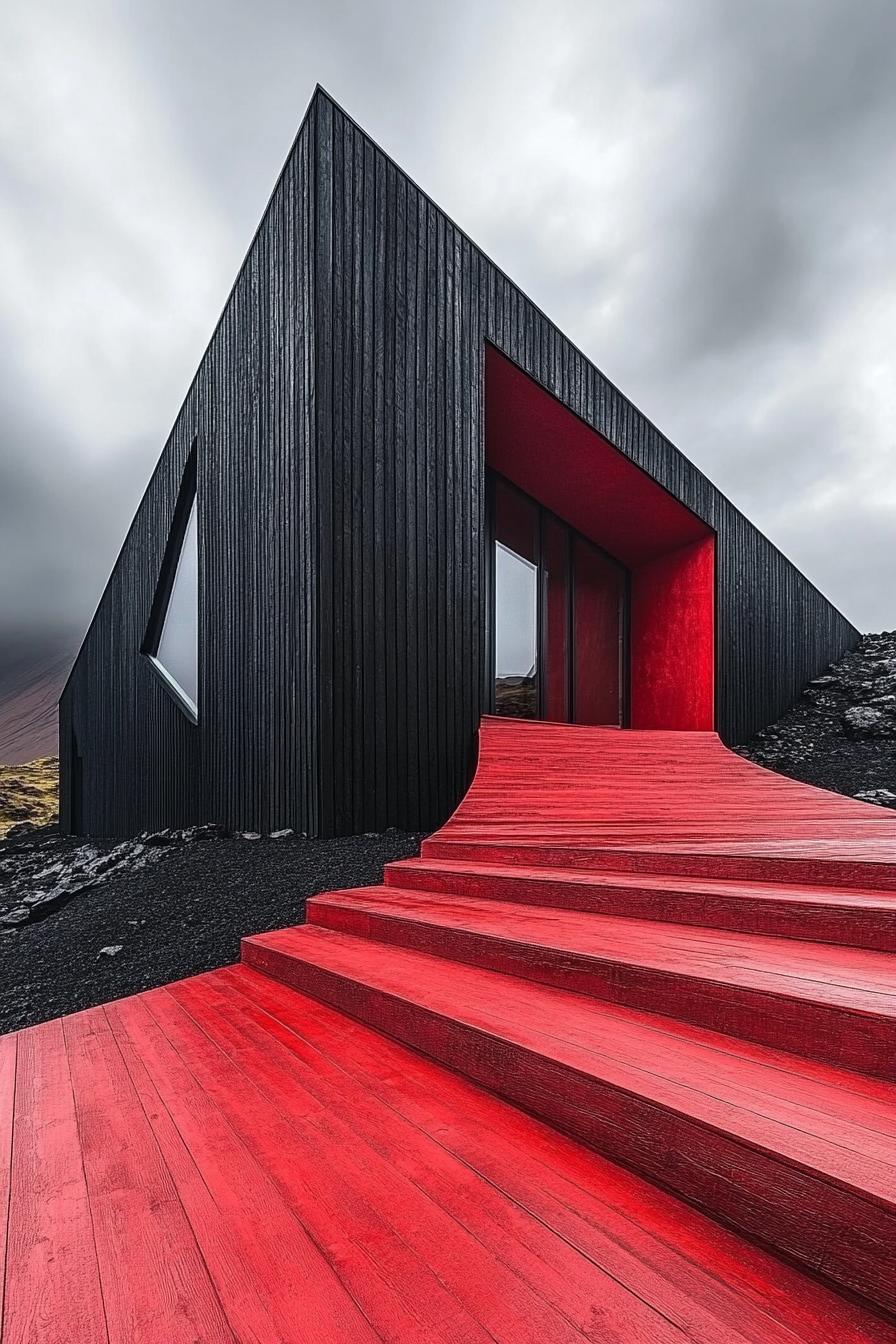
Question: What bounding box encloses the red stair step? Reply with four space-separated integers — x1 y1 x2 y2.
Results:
241 924 896 1317
421 836 896 892
385 856 896 950
308 886 896 1078
218 963 896 1344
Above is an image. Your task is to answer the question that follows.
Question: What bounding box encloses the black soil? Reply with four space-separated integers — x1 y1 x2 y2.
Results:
0 828 423 1035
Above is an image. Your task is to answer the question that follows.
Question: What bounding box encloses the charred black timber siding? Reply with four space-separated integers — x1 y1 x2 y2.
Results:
60 88 859 837
60 107 318 837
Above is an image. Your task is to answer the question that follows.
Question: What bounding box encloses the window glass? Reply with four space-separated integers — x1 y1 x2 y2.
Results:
152 499 198 718
494 481 538 718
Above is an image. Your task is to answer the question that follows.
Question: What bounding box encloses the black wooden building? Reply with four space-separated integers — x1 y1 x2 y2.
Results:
59 88 858 838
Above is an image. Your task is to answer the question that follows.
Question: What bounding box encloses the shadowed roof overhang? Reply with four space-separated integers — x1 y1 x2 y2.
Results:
485 343 716 731
484 344 713 566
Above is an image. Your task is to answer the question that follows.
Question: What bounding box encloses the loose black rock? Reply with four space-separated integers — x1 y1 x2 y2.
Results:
737 631 896 804
0 827 424 1034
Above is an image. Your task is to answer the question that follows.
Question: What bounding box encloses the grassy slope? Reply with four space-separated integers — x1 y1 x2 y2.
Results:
0 757 58 838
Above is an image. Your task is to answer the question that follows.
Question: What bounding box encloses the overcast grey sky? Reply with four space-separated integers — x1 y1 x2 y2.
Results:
1 0 895 673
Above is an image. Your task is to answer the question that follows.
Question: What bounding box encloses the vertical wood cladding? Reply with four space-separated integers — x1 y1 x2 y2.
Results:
60 107 318 836
60 87 858 837
313 91 857 834
314 95 488 835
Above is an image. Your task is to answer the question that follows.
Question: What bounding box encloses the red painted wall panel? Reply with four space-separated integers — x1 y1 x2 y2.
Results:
542 517 570 722
573 540 623 725
630 537 715 730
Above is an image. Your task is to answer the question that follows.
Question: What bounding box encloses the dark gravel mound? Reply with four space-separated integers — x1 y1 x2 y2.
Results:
736 631 896 805
0 826 423 1035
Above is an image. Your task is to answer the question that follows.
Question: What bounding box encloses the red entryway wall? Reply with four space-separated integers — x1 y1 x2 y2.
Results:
485 345 715 731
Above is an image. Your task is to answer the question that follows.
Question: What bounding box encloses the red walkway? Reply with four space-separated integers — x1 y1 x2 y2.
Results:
4 719 896 1340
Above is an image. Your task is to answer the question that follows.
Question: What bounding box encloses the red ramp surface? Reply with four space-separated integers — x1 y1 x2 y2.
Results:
5 717 896 1339
426 717 896 886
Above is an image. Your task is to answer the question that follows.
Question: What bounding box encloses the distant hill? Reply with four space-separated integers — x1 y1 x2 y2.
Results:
0 640 74 766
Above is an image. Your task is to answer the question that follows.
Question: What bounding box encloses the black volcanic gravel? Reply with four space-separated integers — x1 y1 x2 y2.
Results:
0 828 423 1034
735 631 896 802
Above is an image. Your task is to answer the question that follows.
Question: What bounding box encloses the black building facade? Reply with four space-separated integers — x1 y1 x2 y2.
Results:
59 88 859 838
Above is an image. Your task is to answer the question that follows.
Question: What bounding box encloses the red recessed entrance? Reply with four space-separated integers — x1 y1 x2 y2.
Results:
485 345 715 731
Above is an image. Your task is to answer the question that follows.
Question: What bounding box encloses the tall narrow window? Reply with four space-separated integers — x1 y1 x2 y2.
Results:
143 450 199 722
494 480 538 718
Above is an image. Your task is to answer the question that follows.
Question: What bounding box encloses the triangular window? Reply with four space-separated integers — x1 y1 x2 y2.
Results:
143 449 199 722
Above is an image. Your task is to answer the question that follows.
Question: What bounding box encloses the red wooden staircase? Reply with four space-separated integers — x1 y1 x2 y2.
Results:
5 717 896 1341
243 718 896 1330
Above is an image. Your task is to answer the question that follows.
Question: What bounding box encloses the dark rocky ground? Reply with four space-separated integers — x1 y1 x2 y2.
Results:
735 631 896 805
0 825 423 1034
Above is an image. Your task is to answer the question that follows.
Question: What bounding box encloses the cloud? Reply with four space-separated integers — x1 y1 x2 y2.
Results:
0 0 238 669
423 0 896 628
0 0 894 677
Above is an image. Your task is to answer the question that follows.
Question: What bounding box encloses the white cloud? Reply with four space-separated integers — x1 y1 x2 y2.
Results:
0 0 236 458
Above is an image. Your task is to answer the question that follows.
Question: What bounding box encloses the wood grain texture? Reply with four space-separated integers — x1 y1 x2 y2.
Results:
0 1033 15 1328
243 924 896 1316
64 1008 236 1343
2 1021 107 1344
225 964 895 1344
6 965 895 1342
307 885 896 1076
238 717 896 1314
60 86 858 837
427 718 896 888
23 715 896 1335
385 857 896 950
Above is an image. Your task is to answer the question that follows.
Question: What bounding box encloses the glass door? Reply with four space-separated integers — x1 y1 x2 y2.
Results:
493 481 539 718
491 474 627 725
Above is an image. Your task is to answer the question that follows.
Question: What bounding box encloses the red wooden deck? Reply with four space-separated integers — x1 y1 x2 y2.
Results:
4 718 896 1340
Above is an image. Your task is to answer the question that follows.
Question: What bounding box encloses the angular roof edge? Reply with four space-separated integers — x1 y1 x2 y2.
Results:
61 84 858 703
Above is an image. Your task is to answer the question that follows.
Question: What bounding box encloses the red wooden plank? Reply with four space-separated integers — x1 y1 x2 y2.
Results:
243 926 896 1191
142 984 498 1344
221 963 896 1344
176 972 694 1344
0 1032 15 1325
423 836 896 890
166 976 597 1344
425 719 896 889
63 1007 237 1343
242 926 896 1314
307 886 896 1076
2 1020 107 1344
385 857 896 950
105 996 380 1344
8 716 896 1336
